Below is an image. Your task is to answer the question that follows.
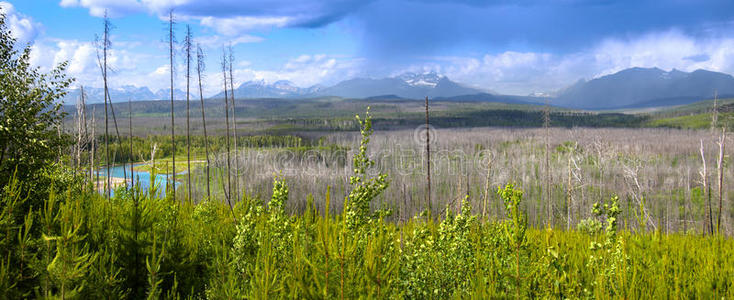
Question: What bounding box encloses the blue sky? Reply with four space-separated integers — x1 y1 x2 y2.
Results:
2 0 734 96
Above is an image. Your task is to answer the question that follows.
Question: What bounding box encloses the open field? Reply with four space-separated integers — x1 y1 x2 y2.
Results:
161 126 730 234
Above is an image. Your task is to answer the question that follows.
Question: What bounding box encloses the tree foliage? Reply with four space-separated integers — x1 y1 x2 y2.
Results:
0 12 73 193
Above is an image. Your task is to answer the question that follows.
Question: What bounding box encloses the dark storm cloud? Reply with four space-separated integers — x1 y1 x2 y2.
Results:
352 0 734 61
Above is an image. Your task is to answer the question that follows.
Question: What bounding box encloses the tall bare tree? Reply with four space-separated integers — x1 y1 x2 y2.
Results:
104 89 126 184
221 48 232 204
566 147 572 230
95 14 128 188
699 140 713 234
228 44 240 202
716 127 725 233
81 87 91 182
196 44 211 199
91 106 96 187
74 86 87 177
129 98 134 188
183 25 193 203
424 96 431 216
168 11 176 202
482 152 492 219
711 91 718 134
100 11 111 199
544 100 551 228
623 160 657 232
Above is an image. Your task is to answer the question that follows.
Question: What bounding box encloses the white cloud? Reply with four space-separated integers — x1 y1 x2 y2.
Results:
250 54 363 87
59 0 144 17
187 54 362 96
0 1 43 44
30 40 98 83
30 38 161 91
402 29 734 95
199 16 290 36
27 31 364 97
591 30 734 77
195 34 264 48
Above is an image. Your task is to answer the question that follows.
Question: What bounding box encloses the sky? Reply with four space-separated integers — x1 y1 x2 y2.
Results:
2 0 734 96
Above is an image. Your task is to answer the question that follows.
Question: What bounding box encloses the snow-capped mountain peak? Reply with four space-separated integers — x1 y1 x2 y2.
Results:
242 79 267 87
397 71 444 88
272 80 300 93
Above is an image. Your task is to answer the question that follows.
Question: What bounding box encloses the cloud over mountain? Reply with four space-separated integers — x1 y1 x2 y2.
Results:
556 67 734 109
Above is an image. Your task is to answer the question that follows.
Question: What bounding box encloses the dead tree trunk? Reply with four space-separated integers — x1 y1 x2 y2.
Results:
196 44 211 199
623 162 657 232
91 106 97 189
105 90 126 184
544 100 551 228
482 152 492 220
184 25 193 203
168 11 177 202
716 128 725 233
221 48 232 205
101 12 111 199
700 139 714 234
424 96 431 217
129 98 134 188
567 153 572 231
228 45 240 202
74 86 86 177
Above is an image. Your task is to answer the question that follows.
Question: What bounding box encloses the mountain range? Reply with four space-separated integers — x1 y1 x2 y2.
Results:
208 71 486 100
64 68 734 110
64 85 188 104
555 67 734 109
209 79 324 99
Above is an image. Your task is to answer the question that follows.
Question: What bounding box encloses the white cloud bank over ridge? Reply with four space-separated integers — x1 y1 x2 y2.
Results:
408 29 734 95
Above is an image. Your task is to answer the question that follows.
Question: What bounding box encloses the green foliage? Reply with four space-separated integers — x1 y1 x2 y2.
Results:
649 111 734 130
497 183 529 298
268 176 288 215
586 195 628 297
2 174 734 298
0 12 73 201
43 190 97 298
577 218 603 235
346 108 389 230
399 195 477 298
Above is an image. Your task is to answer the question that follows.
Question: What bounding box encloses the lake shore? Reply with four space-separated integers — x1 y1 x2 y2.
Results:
131 160 205 175
94 177 128 190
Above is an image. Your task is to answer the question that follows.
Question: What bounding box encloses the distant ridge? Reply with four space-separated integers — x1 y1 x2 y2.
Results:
556 67 734 109
365 94 407 100
64 67 734 110
312 71 486 99
434 93 544 105
207 71 488 100
64 85 188 104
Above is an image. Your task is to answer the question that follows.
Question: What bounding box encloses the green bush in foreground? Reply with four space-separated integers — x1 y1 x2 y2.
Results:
3 175 734 299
